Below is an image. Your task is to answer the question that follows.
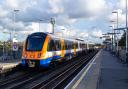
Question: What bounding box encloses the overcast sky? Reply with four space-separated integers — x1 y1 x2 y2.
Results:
0 0 127 43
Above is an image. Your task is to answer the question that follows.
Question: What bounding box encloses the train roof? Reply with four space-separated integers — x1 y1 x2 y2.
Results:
29 32 85 43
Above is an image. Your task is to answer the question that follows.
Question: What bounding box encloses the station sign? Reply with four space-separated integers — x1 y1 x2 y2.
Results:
12 38 18 51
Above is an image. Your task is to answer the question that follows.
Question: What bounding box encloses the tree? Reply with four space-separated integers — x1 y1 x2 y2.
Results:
119 33 125 46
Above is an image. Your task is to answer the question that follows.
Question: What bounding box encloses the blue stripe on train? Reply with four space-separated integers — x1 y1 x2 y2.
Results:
40 57 52 67
40 55 61 67
21 59 26 66
53 55 61 59
65 52 72 56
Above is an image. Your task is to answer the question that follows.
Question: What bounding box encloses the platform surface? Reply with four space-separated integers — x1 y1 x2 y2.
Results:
0 59 21 73
97 50 128 89
66 50 101 89
66 50 128 89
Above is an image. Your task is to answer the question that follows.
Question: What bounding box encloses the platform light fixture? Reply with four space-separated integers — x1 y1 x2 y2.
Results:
126 0 128 63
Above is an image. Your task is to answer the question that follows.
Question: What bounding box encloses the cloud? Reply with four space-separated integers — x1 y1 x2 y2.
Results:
56 15 77 25
0 0 116 43
107 0 128 28
0 7 7 18
62 0 108 19
0 0 109 24
108 9 126 27
1 0 109 23
92 30 102 38
117 0 126 10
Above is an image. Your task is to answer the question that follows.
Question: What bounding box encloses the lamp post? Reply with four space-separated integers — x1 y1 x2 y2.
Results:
109 26 114 51
13 9 19 59
126 0 128 63
112 11 119 54
13 9 19 38
110 20 116 52
102 33 110 50
112 11 119 29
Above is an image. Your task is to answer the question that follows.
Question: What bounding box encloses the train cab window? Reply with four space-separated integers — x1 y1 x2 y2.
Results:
26 36 45 51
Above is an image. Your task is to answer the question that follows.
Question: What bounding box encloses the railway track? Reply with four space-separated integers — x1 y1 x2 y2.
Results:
0 67 49 88
0 50 98 89
32 51 97 89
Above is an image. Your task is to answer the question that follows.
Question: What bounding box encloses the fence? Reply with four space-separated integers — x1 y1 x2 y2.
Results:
117 46 126 62
0 44 23 60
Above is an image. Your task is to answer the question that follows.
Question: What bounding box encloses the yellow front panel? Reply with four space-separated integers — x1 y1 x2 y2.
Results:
22 35 49 60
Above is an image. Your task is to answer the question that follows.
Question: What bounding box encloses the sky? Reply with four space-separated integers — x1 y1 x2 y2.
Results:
0 0 127 43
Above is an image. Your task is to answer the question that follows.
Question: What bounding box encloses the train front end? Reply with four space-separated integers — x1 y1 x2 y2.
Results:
21 32 49 67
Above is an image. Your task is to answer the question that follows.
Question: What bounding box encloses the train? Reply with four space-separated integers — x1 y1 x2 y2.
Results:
21 32 88 67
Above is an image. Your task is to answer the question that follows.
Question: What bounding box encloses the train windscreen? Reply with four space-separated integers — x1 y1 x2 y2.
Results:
26 36 45 51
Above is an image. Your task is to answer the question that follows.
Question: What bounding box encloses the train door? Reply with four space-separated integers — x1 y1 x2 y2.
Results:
47 38 56 58
61 39 65 57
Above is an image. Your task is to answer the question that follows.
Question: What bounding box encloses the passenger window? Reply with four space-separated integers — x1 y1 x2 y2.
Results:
54 40 61 51
61 42 65 50
58 41 61 50
47 39 55 51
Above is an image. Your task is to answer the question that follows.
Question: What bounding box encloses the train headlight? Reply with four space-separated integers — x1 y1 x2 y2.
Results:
30 55 34 58
24 54 27 58
38 53 41 58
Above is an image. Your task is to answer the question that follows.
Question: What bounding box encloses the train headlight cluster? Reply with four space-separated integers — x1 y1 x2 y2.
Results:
24 54 27 58
30 55 34 58
38 53 42 58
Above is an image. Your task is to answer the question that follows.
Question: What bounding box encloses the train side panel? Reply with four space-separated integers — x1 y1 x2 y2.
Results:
21 32 88 68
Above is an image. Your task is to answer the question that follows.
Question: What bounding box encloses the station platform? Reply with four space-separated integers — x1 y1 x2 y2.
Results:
0 59 21 74
65 49 128 89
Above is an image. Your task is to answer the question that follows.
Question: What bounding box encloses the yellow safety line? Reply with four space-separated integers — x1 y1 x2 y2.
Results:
71 50 101 89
